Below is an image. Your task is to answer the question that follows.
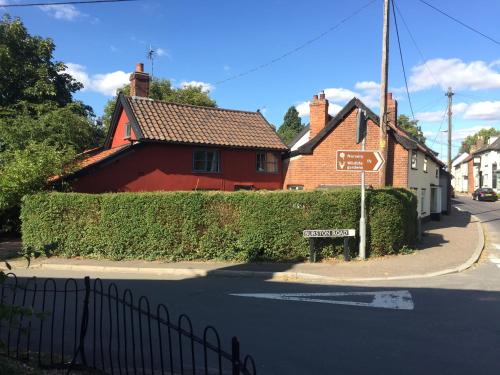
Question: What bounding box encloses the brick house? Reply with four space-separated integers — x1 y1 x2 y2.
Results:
63 64 287 193
283 92 447 219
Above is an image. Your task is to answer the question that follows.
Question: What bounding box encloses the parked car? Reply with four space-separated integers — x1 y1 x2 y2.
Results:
472 188 498 201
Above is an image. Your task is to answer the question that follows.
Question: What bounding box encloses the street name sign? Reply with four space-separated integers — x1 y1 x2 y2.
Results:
303 229 356 238
336 150 384 172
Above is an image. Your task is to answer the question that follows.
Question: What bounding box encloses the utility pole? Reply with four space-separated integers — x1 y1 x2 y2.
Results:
378 0 390 187
446 87 454 172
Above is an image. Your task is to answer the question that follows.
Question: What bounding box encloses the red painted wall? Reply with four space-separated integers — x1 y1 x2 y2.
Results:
111 111 137 148
72 144 283 193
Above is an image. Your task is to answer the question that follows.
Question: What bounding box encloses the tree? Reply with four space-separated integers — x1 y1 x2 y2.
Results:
0 142 74 232
397 114 426 144
0 15 102 234
0 104 104 154
102 79 217 129
460 127 500 153
277 106 304 145
0 15 82 109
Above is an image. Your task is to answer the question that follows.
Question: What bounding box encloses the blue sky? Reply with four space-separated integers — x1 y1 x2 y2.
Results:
2 0 500 160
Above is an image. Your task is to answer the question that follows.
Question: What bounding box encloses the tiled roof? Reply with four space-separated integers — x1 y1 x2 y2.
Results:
49 145 130 182
77 145 129 169
125 96 287 150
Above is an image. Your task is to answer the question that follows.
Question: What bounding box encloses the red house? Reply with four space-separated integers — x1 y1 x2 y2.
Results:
66 64 287 193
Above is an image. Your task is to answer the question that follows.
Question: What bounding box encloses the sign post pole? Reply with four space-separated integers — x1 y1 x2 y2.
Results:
359 138 366 260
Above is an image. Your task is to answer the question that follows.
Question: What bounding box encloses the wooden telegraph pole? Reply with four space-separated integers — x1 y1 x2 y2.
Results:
446 87 454 172
378 0 390 187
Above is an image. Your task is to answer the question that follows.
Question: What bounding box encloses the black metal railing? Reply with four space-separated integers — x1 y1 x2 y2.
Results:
0 273 256 374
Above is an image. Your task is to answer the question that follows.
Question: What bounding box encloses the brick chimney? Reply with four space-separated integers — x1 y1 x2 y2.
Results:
130 62 150 97
386 92 398 129
309 91 329 139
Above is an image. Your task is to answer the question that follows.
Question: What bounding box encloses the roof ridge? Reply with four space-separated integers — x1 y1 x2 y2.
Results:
126 95 261 115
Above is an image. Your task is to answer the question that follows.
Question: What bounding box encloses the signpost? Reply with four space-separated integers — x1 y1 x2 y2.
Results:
303 229 356 263
336 148 385 260
336 150 384 172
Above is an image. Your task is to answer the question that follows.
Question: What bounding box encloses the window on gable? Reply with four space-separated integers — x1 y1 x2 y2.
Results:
256 151 278 173
423 156 428 173
124 122 131 139
193 150 220 173
411 150 418 169
435 167 439 178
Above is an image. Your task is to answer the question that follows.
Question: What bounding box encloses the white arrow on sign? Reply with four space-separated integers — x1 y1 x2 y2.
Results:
374 151 384 171
230 290 414 310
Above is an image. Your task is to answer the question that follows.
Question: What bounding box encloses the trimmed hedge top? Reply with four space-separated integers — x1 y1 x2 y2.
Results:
21 189 417 262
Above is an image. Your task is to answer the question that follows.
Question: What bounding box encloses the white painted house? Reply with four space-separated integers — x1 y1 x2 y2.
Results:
451 152 470 193
470 137 500 191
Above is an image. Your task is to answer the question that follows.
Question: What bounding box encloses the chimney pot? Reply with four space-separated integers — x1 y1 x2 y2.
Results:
319 91 326 100
136 63 144 73
312 94 319 101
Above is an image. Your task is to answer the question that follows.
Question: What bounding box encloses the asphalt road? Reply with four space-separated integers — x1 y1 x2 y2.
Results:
6 195 500 375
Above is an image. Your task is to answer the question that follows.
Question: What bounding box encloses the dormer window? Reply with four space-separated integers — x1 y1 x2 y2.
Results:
124 122 131 139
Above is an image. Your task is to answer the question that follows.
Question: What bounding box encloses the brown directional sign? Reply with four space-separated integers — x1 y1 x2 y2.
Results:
336 150 384 172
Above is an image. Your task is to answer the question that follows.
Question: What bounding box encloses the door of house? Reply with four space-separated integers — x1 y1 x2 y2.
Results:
430 186 442 220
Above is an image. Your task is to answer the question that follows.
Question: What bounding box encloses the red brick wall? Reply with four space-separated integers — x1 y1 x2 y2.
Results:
309 94 328 139
283 108 408 190
386 135 408 188
110 110 138 148
72 144 283 193
468 159 474 193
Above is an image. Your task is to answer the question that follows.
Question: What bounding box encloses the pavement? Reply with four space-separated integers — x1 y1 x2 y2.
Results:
1 204 483 282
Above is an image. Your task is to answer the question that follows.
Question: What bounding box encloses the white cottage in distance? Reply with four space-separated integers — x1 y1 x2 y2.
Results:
452 136 500 194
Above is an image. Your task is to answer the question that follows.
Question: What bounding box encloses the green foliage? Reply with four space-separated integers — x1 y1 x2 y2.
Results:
277 106 304 145
460 127 500 153
21 189 417 262
0 142 74 232
0 104 104 154
102 78 217 129
0 14 81 109
366 188 417 256
397 114 425 144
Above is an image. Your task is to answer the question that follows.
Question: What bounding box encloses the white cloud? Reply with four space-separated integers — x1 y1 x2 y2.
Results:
416 102 468 122
180 81 214 93
409 58 500 92
323 88 358 102
355 81 380 91
156 48 167 57
65 63 130 96
452 126 495 141
463 101 500 121
39 4 84 21
294 82 381 119
295 100 343 118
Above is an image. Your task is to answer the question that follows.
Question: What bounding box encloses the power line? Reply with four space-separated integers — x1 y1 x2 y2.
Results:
215 0 377 85
1 0 139 7
391 0 414 120
393 1 440 88
417 0 500 47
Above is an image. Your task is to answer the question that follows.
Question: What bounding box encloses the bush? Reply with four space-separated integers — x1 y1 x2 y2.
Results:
21 189 416 262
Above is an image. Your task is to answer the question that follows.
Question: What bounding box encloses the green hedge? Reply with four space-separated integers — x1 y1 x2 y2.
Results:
21 189 417 262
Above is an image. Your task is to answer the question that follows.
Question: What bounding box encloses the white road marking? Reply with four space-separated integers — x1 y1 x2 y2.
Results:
492 243 500 250
230 290 414 310
488 256 500 264
455 206 463 211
